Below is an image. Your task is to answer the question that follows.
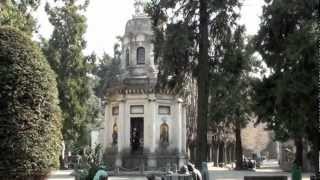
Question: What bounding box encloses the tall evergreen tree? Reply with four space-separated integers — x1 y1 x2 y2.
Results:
254 0 319 172
146 0 241 166
43 0 93 149
208 27 257 169
0 0 40 35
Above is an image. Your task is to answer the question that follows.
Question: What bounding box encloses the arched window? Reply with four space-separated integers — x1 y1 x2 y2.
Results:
160 123 169 146
126 49 130 66
136 47 145 64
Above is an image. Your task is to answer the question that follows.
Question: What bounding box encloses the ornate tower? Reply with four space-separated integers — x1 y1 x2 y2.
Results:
102 0 187 170
120 0 158 88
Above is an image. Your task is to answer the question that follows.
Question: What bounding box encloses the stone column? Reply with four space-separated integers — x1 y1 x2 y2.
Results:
118 100 125 153
175 99 183 153
149 98 157 153
124 102 130 150
176 98 185 168
209 145 212 161
147 96 157 168
116 100 125 167
103 104 109 150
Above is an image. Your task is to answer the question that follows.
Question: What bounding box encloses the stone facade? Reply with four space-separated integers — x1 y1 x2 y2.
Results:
99 2 187 169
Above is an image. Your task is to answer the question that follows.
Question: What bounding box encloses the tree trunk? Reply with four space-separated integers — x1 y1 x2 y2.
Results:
216 143 220 166
232 143 236 162
218 142 224 166
312 141 320 173
196 0 210 168
310 125 320 174
224 144 227 164
312 142 319 174
294 136 303 168
229 145 232 163
235 119 243 169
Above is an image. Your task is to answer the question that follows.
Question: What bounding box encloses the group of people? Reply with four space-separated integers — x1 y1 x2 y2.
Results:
146 162 203 180
242 157 256 170
94 162 203 180
178 162 202 180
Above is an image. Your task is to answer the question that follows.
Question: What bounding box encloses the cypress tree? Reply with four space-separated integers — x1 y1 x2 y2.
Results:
0 26 62 178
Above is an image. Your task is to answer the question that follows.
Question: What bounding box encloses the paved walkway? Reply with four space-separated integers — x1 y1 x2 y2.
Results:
47 170 148 180
47 170 75 180
208 160 312 180
209 169 312 180
109 177 147 180
47 160 314 180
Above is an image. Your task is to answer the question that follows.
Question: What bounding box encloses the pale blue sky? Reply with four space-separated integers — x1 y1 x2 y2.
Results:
34 0 265 57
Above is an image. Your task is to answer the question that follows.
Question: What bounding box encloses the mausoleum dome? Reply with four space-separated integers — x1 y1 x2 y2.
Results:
125 17 153 36
119 1 157 87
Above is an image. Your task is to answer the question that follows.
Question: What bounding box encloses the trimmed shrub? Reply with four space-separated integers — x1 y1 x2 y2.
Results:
0 26 62 178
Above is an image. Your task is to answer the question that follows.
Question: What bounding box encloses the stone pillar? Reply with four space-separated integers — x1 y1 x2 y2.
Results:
118 101 125 153
175 99 183 153
209 145 213 161
276 141 280 162
149 99 156 153
176 99 186 168
124 102 130 150
103 104 109 150
116 100 125 167
147 96 157 168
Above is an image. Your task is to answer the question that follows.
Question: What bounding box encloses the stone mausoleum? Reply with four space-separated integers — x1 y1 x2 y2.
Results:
97 0 187 169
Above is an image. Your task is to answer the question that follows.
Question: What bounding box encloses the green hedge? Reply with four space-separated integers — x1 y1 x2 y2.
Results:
0 26 62 178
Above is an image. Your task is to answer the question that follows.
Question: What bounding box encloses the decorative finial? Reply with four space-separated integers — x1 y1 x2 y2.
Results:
134 0 146 16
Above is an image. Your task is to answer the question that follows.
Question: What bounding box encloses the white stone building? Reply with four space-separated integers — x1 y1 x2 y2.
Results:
98 0 187 169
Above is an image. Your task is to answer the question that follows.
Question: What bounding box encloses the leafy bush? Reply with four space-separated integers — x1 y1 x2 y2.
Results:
0 26 62 178
75 145 103 180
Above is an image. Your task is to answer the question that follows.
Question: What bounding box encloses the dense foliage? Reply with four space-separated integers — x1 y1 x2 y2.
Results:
254 0 319 171
146 0 242 165
0 26 62 177
77 145 103 180
208 27 258 169
94 46 121 98
0 0 40 35
43 0 97 149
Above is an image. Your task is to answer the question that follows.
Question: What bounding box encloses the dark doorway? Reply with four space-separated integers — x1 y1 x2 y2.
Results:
130 117 144 153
